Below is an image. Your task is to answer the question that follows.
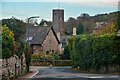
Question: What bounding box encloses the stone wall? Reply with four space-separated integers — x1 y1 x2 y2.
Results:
32 45 43 54
43 29 60 54
31 59 72 66
2 54 26 78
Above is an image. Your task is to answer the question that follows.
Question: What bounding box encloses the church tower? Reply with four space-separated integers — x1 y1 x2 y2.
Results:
52 9 64 36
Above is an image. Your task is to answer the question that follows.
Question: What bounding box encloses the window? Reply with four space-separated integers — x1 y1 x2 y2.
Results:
46 51 49 55
52 50 54 53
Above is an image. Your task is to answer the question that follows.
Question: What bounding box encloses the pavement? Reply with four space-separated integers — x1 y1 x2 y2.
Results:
19 66 40 78
15 66 120 80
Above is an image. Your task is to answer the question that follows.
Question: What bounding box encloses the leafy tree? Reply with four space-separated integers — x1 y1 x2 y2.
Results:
64 17 76 35
2 25 16 55
98 22 118 34
76 23 84 34
117 11 120 29
39 19 52 27
39 19 46 26
2 25 15 59
2 18 27 40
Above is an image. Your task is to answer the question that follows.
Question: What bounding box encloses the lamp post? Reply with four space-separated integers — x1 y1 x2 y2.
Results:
27 16 39 49
26 16 39 72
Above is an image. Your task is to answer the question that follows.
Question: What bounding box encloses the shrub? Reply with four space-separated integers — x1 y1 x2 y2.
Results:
2 47 11 59
68 33 120 72
63 45 70 60
51 54 60 60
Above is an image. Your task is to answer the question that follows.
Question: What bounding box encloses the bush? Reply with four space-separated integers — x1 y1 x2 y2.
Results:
63 45 70 60
68 33 120 72
51 54 60 60
32 53 60 61
2 47 11 59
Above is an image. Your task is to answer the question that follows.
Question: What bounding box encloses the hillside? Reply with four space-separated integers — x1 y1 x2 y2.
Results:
64 11 119 35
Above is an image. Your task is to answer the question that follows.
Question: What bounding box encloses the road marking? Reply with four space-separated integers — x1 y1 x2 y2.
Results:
29 71 39 78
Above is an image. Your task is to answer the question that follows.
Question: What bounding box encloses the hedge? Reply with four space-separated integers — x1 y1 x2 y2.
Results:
68 33 120 72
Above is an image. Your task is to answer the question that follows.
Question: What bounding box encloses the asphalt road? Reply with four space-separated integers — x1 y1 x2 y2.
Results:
30 67 120 80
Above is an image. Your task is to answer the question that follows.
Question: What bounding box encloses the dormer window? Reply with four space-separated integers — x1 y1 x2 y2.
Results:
27 37 33 41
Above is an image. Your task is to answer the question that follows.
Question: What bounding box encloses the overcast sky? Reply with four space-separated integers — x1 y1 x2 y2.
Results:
0 0 119 22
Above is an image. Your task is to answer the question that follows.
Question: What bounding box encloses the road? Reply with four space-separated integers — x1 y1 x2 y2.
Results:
29 67 120 80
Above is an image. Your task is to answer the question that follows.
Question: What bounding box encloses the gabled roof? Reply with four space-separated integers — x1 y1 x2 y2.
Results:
60 35 71 43
25 26 60 45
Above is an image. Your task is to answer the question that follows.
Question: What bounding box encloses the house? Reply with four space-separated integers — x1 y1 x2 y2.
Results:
25 26 61 54
60 35 71 50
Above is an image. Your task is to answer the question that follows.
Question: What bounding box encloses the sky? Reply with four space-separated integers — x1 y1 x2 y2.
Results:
0 0 119 23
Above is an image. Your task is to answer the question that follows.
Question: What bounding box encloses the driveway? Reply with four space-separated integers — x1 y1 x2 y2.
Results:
30 66 120 80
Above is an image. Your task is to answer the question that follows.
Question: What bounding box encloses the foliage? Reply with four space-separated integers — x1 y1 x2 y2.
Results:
98 23 118 34
2 18 27 40
39 19 52 27
50 54 60 60
68 33 120 72
32 53 45 59
53 60 71 66
24 43 31 72
39 19 45 26
32 53 60 61
14 40 25 58
2 47 11 59
64 11 118 35
76 23 84 34
2 25 16 47
63 45 70 60
117 11 120 29
64 17 76 35
2 25 16 56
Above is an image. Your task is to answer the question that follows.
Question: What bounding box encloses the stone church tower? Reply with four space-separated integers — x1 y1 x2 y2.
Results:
52 9 64 40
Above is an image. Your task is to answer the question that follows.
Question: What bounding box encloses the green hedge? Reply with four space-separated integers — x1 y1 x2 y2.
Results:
54 60 71 66
68 33 120 72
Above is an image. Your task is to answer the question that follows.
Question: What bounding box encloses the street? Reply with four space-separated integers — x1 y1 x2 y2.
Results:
29 67 120 80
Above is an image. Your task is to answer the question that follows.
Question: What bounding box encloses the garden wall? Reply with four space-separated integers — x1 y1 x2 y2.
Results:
31 59 71 66
2 54 26 78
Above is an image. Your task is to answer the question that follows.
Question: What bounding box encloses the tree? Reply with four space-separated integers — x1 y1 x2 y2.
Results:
63 45 70 60
98 22 118 34
76 23 84 34
2 18 27 40
64 17 76 35
2 25 15 59
39 19 46 26
117 11 120 29
2 25 16 55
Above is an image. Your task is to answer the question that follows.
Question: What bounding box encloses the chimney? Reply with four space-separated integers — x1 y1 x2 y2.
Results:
73 27 76 35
